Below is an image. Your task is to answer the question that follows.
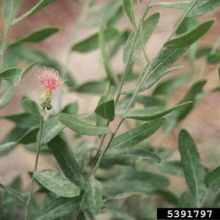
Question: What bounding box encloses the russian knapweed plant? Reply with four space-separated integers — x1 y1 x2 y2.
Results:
1 0 220 219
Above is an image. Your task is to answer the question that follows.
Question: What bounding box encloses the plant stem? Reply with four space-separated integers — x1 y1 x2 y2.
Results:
24 116 44 220
92 0 199 176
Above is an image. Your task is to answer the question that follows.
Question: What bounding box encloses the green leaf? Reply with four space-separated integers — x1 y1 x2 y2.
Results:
12 0 56 25
22 98 42 117
61 102 78 114
48 135 84 187
34 169 80 198
188 0 220 17
2 113 40 128
76 80 108 94
99 26 118 86
85 176 103 215
36 197 80 220
95 99 115 121
0 182 26 206
71 28 119 53
165 20 215 48
41 117 65 145
104 207 135 220
123 13 160 64
126 102 192 121
0 142 17 156
19 128 39 144
0 86 14 109
150 2 189 9
178 130 206 207
104 171 169 196
205 166 220 191
0 68 23 86
102 148 161 167
135 20 214 93
123 0 136 27
58 113 112 136
11 27 59 46
109 118 164 150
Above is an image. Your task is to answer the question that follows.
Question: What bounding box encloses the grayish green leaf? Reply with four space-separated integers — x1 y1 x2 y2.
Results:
123 0 136 27
85 176 103 215
34 169 80 198
150 2 189 9
48 135 84 187
11 27 59 46
58 113 112 136
0 142 17 156
123 13 160 64
178 130 206 207
109 118 164 150
0 86 14 109
104 171 169 196
189 0 220 17
36 197 80 220
22 98 42 117
95 99 115 121
205 166 220 191
0 68 23 86
72 28 119 53
41 117 65 145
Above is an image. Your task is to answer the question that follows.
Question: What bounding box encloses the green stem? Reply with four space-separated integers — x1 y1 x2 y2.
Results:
24 116 44 220
92 0 199 176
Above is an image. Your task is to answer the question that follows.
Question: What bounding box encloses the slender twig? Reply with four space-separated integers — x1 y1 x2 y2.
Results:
24 116 44 220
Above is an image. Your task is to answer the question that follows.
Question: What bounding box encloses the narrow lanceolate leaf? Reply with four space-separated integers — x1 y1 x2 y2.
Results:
150 2 189 9
19 128 39 144
109 118 164 150
58 113 112 136
102 148 161 167
0 183 26 206
95 99 115 121
48 136 84 187
0 142 17 156
0 86 14 109
85 176 103 215
178 130 206 207
41 117 65 145
188 0 220 17
165 20 215 48
36 197 80 220
134 19 214 93
11 27 59 46
0 68 23 86
22 98 42 117
126 102 192 121
71 28 119 53
123 13 160 64
123 0 136 27
205 166 220 191
12 0 56 25
104 171 169 196
34 169 80 198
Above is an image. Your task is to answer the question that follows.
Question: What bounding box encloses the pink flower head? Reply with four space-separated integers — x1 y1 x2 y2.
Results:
39 68 63 91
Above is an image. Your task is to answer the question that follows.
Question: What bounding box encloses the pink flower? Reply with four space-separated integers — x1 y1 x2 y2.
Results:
39 68 63 91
